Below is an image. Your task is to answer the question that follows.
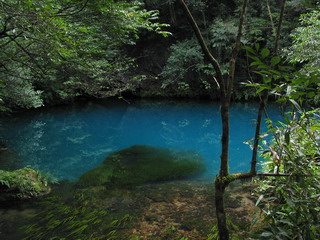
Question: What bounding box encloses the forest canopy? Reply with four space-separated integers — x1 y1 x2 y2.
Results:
0 0 168 111
0 0 319 109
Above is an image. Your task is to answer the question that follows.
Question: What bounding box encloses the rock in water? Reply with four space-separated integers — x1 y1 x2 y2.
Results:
0 168 51 202
78 145 205 187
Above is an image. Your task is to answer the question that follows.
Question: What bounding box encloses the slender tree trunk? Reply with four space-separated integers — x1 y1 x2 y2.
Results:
250 0 286 169
215 1 249 238
251 90 269 173
177 1 249 239
274 0 286 55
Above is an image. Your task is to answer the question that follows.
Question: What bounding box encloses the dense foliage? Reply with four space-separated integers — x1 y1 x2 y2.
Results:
134 0 313 99
0 0 169 110
283 5 320 105
240 5 320 239
255 110 320 239
0 167 51 201
1 0 317 108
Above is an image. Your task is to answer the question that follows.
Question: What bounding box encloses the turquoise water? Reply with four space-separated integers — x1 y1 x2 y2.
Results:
0 99 282 181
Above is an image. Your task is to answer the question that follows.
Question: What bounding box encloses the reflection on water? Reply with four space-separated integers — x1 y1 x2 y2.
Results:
0 99 282 181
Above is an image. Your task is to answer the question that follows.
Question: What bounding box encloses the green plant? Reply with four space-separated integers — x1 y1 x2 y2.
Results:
254 110 320 239
23 196 134 240
206 218 243 240
0 168 51 200
0 0 169 111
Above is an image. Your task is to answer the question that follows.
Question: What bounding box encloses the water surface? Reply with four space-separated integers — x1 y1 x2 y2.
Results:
0 99 282 181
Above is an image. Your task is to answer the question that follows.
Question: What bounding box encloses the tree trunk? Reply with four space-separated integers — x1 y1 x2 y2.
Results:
250 0 286 171
251 90 269 173
215 178 229 240
176 1 249 239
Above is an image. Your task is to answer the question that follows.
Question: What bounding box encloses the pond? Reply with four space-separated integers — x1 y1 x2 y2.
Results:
0 99 283 181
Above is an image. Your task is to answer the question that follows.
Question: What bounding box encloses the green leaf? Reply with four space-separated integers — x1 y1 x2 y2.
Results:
250 61 263 66
271 56 281 66
307 92 315 98
253 71 267 77
261 48 270 58
243 46 256 54
256 86 269 93
261 231 273 237
255 43 260 51
263 77 272 83
289 99 302 113
269 69 281 76
248 55 262 62
245 83 261 87
257 64 271 69
256 195 264 206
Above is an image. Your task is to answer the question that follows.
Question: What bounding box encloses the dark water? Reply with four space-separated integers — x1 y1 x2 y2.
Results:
0 99 283 181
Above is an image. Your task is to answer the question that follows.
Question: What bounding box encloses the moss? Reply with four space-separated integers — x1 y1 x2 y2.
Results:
0 167 51 201
78 145 205 188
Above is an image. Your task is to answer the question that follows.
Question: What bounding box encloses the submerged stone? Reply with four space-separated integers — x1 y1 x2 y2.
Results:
78 145 205 187
0 168 51 202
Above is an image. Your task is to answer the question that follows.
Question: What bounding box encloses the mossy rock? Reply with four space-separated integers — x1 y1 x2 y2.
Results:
0 168 51 202
78 145 205 187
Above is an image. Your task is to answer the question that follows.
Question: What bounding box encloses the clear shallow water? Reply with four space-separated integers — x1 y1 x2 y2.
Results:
0 99 283 181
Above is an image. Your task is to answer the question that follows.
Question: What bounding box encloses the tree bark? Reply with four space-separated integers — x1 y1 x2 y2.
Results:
251 90 269 173
215 178 229 240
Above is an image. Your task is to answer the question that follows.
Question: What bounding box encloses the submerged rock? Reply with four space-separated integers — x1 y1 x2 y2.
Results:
78 145 205 187
0 168 51 202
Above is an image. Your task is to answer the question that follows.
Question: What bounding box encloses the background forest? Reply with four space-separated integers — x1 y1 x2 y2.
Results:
1 0 319 111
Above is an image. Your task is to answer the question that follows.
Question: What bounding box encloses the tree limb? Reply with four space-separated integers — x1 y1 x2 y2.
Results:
176 0 225 96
